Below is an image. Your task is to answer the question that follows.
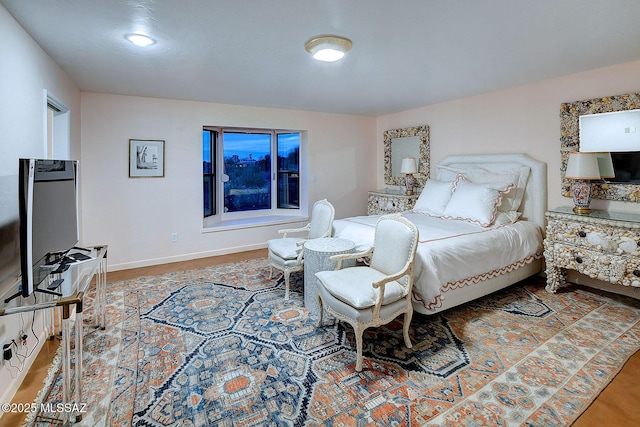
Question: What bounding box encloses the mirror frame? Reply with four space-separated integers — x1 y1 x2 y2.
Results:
560 92 640 203
384 125 430 187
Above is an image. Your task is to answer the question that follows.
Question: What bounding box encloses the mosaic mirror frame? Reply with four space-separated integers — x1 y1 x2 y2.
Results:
383 125 430 188
560 92 640 202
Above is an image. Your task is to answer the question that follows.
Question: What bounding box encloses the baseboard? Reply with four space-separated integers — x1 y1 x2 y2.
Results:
107 242 268 272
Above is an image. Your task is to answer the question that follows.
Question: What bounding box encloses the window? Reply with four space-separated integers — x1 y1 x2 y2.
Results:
203 128 301 219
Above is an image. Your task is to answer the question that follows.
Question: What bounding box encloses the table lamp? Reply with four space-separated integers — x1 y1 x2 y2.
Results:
400 157 418 195
565 152 601 214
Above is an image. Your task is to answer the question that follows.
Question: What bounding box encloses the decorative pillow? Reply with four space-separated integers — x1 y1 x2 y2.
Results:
442 177 514 226
435 164 530 218
412 179 454 216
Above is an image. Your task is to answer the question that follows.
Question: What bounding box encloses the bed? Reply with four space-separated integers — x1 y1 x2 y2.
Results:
333 153 547 315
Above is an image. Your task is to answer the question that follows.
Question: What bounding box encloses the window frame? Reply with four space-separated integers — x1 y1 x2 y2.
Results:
203 126 303 224
202 129 216 217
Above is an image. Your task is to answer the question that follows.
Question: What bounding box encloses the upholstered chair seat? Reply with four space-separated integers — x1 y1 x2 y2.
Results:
267 199 335 300
315 214 419 371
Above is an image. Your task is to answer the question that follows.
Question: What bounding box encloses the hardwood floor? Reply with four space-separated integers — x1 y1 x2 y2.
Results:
4 248 639 426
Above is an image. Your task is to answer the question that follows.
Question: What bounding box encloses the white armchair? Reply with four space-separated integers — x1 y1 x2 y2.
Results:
267 199 335 300
315 214 419 371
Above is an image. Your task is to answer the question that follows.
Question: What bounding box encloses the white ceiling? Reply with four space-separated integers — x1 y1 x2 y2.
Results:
3 0 640 116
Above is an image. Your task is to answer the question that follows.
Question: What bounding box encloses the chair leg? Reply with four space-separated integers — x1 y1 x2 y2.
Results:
354 325 364 372
317 294 324 326
284 271 290 300
403 310 413 349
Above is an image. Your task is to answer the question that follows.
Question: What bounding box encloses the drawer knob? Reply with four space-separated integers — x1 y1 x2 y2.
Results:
578 231 586 238
575 256 583 264
634 270 640 277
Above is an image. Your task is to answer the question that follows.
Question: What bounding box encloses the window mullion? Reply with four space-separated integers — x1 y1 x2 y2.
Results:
271 130 277 210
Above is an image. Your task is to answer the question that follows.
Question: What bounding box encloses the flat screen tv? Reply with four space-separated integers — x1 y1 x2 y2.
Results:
18 158 79 298
609 151 640 184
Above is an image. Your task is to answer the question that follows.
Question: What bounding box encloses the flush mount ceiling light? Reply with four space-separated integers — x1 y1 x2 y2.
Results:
125 33 156 47
305 35 352 62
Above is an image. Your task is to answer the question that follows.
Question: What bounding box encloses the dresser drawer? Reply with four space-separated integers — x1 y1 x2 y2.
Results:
552 242 628 284
367 194 403 214
547 218 640 256
367 190 418 215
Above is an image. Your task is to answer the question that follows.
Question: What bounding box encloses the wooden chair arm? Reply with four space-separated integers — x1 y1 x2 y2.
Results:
372 261 413 290
329 247 374 269
370 262 414 317
278 223 311 238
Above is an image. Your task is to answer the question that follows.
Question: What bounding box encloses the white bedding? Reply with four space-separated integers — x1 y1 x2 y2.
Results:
333 212 543 311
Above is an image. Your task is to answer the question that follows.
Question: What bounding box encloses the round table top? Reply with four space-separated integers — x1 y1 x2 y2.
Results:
304 237 355 253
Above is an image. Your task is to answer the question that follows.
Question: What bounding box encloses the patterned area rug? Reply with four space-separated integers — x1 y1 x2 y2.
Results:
31 257 640 426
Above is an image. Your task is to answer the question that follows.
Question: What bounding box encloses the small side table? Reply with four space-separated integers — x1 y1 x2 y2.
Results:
303 238 356 317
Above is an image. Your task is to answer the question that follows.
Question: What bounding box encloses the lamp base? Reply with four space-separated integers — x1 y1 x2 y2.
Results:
572 206 592 215
571 179 592 215
404 173 416 196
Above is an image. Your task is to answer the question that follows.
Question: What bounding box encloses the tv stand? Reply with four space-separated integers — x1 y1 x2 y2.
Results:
0 245 108 424
2 286 62 303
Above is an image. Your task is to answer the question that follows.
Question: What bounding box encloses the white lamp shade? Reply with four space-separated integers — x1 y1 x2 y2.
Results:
400 157 418 174
595 152 615 178
565 152 601 179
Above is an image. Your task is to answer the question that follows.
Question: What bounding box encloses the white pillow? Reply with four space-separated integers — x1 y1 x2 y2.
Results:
442 178 514 226
412 179 454 216
435 164 530 216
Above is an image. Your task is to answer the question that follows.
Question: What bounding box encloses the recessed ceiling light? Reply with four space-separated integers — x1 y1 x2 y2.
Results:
125 33 156 47
305 35 352 62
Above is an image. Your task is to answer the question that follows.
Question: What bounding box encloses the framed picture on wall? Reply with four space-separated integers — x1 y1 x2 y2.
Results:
129 139 165 178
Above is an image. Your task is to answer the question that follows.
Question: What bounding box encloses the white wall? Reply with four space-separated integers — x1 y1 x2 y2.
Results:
376 60 640 215
0 4 81 408
80 93 376 270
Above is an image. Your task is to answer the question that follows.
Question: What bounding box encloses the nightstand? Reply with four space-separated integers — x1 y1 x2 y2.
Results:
544 206 640 293
367 188 420 215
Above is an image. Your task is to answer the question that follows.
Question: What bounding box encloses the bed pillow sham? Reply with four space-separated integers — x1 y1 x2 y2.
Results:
412 179 455 216
442 176 514 226
435 164 530 217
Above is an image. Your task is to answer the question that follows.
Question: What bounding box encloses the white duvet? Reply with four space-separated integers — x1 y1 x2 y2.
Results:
332 212 543 310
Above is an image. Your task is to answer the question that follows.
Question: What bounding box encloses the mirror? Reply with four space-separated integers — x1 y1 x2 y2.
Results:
384 125 430 187
560 92 640 202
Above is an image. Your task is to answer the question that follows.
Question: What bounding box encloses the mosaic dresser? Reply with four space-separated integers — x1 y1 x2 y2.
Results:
367 188 420 215
544 206 640 293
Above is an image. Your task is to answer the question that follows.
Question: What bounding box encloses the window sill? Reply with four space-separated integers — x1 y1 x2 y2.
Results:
202 215 309 233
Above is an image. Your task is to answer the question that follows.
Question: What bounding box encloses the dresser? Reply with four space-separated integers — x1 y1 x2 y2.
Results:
367 188 420 215
544 207 640 293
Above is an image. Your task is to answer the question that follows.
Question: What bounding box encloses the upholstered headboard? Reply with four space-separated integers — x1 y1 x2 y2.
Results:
436 153 547 230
